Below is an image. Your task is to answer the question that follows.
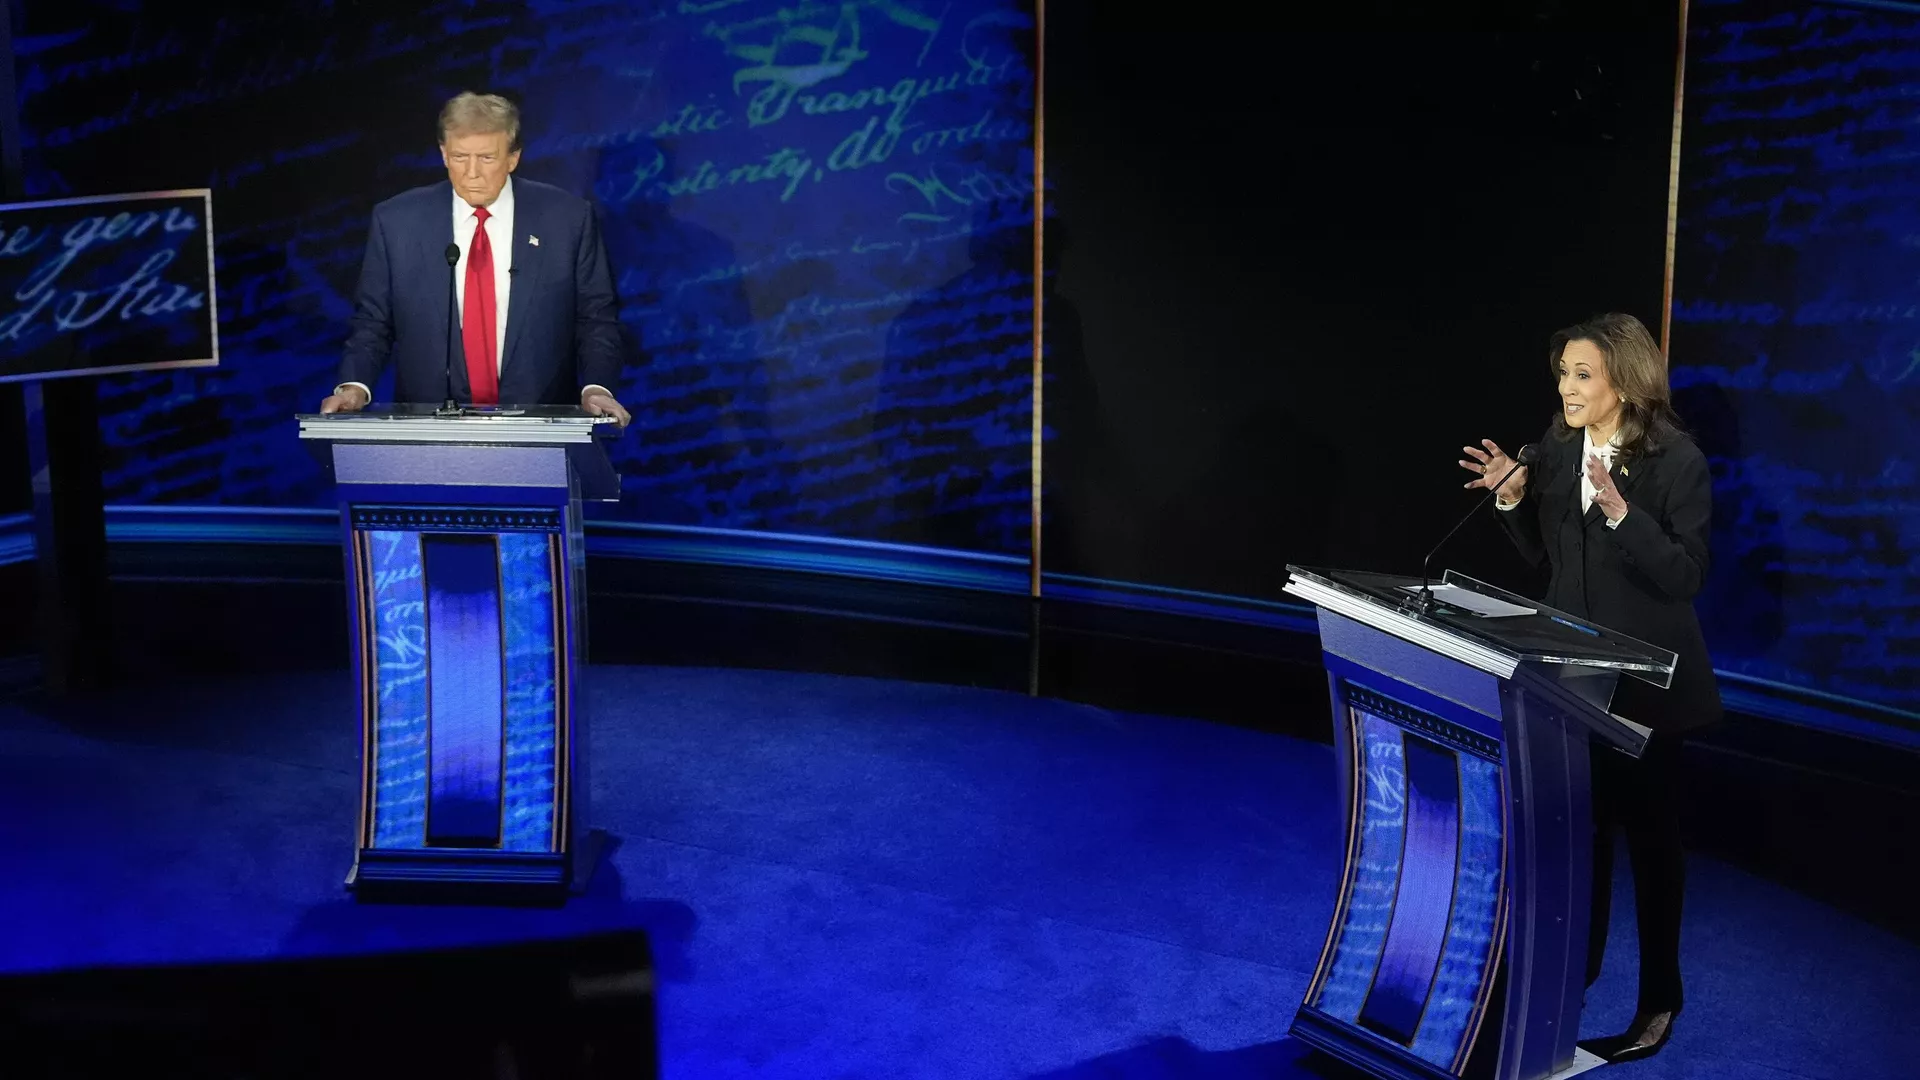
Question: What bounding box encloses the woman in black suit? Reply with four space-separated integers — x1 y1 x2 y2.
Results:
1458 312 1721 1065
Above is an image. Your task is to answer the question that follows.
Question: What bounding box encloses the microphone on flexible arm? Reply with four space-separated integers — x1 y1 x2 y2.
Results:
438 242 462 416
1418 443 1539 611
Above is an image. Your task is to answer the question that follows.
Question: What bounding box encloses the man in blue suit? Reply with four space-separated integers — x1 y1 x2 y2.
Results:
319 92 630 426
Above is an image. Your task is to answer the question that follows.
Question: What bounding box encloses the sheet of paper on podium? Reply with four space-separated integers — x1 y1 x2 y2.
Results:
1400 583 1537 617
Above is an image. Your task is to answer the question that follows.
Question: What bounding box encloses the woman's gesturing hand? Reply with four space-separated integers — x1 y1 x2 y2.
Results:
1585 452 1628 522
1460 439 1528 503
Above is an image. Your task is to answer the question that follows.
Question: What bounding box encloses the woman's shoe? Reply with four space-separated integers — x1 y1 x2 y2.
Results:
1577 1008 1678 1064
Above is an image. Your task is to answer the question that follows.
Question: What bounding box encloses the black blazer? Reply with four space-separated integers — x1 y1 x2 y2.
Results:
1495 427 1723 733
337 179 624 405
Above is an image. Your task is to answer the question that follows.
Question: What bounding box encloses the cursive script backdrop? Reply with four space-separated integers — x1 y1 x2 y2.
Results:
1670 0 1920 713
0 191 216 383
11 0 1037 553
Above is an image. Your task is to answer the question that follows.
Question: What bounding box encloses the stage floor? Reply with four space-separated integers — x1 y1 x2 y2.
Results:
1 666 1913 1079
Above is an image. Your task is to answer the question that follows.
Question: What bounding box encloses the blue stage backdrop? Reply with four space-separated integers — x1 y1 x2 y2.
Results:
11 0 1038 555
1671 0 1920 714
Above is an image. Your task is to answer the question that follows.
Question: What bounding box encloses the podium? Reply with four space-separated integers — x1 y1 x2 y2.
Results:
1281 566 1677 1080
297 405 622 903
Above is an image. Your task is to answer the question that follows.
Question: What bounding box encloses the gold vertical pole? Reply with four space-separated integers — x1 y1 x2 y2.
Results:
1661 0 1691 359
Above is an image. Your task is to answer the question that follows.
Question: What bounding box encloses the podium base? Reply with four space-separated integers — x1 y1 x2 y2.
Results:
345 830 613 907
1551 1048 1607 1078
1292 1009 1608 1080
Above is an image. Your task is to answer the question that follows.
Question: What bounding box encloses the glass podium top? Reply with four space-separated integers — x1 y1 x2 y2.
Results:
295 404 619 444
1285 565 1677 687
299 404 616 420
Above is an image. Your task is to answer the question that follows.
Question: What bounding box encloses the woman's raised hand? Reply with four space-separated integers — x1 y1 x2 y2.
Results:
1460 439 1527 503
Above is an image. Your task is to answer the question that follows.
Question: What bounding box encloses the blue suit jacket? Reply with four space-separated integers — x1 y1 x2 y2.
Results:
338 178 623 404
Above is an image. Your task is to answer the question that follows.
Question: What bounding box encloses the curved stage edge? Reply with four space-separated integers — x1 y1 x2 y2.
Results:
1 504 1915 754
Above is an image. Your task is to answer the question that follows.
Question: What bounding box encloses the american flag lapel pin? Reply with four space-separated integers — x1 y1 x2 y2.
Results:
529 234 540 246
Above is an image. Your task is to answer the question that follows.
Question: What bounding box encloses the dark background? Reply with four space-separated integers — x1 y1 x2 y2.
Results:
0 385 19 509
1040 1 1680 603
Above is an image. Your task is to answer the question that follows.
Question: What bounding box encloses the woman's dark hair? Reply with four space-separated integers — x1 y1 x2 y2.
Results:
1547 312 1685 457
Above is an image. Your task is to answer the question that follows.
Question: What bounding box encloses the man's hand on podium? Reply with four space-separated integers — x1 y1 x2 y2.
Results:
320 384 371 414
581 387 631 429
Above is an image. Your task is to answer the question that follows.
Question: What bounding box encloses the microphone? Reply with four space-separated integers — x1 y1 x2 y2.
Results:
1419 443 1539 610
438 242 461 415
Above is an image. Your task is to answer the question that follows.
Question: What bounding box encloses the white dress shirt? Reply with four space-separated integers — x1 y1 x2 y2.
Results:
1495 427 1627 528
338 175 609 403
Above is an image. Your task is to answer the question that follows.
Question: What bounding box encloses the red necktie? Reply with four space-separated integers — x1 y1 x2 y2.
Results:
462 206 499 405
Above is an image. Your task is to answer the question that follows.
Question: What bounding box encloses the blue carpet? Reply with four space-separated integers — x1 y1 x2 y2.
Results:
0 666 1913 1078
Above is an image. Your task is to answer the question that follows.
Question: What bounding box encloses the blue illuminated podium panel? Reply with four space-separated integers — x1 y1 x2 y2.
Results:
299 407 617 902
1284 567 1674 1080
353 512 566 854
1306 684 1508 1073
